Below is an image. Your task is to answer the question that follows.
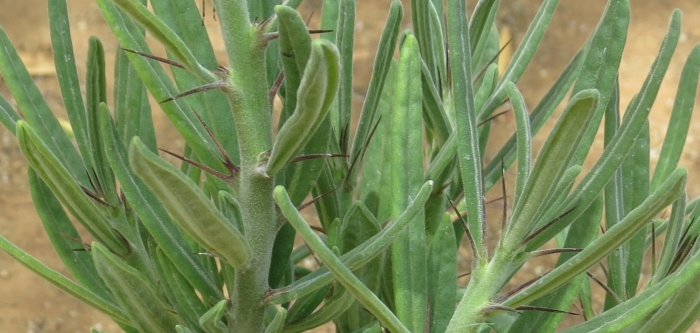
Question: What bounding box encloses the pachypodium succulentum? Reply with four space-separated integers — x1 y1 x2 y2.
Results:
0 0 699 332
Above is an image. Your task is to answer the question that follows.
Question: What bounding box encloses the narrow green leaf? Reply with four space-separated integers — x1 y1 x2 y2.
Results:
474 64 498 113
621 121 650 298
506 195 602 333
86 40 119 206
479 0 560 118
336 202 383 331
505 168 686 308
469 0 500 70
560 232 700 333
411 0 438 83
152 246 208 333
0 94 21 134
48 0 91 161
16 122 129 256
506 90 599 248
275 5 311 71
267 39 340 175
28 169 113 302
274 186 410 333
350 0 402 185
427 1 447 89
100 108 222 303
276 4 313 125
567 0 631 174
389 34 427 332
282 287 354 333
0 25 87 185
310 164 342 231
602 76 627 307
639 269 700 333
265 307 287 333
335 0 355 155
428 214 457 333
113 48 157 151
320 0 339 42
574 7 678 203
650 193 686 285
650 44 700 191
268 222 295 289
505 82 531 203
94 0 227 173
420 57 452 146
482 50 583 190
93 242 181 333
0 232 127 324
447 0 486 258
150 0 237 159
285 284 333 324
110 0 214 81
217 191 244 234
268 181 433 304
199 299 228 333
129 138 251 268
543 9 681 246
277 7 334 212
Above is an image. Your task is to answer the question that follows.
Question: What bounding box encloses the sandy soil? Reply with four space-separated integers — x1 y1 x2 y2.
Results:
0 0 699 332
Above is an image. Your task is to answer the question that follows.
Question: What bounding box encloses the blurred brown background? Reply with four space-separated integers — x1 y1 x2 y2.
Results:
0 0 698 331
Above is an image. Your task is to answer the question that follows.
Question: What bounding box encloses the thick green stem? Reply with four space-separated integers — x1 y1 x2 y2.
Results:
213 1 276 332
446 250 517 333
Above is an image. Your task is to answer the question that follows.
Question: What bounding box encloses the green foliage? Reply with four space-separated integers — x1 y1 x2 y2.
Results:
0 0 699 332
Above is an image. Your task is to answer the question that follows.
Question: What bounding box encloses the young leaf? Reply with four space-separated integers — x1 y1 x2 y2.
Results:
16 122 129 256
447 0 486 258
276 4 313 120
264 307 287 333
504 82 531 203
481 50 583 190
100 108 222 303
389 33 427 332
93 242 181 333
113 47 157 152
283 287 354 332
506 90 599 249
199 300 228 333
129 137 251 268
266 39 341 175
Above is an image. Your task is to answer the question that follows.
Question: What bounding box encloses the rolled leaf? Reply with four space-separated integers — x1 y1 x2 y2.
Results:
199 300 228 333
266 39 340 176
265 307 287 333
